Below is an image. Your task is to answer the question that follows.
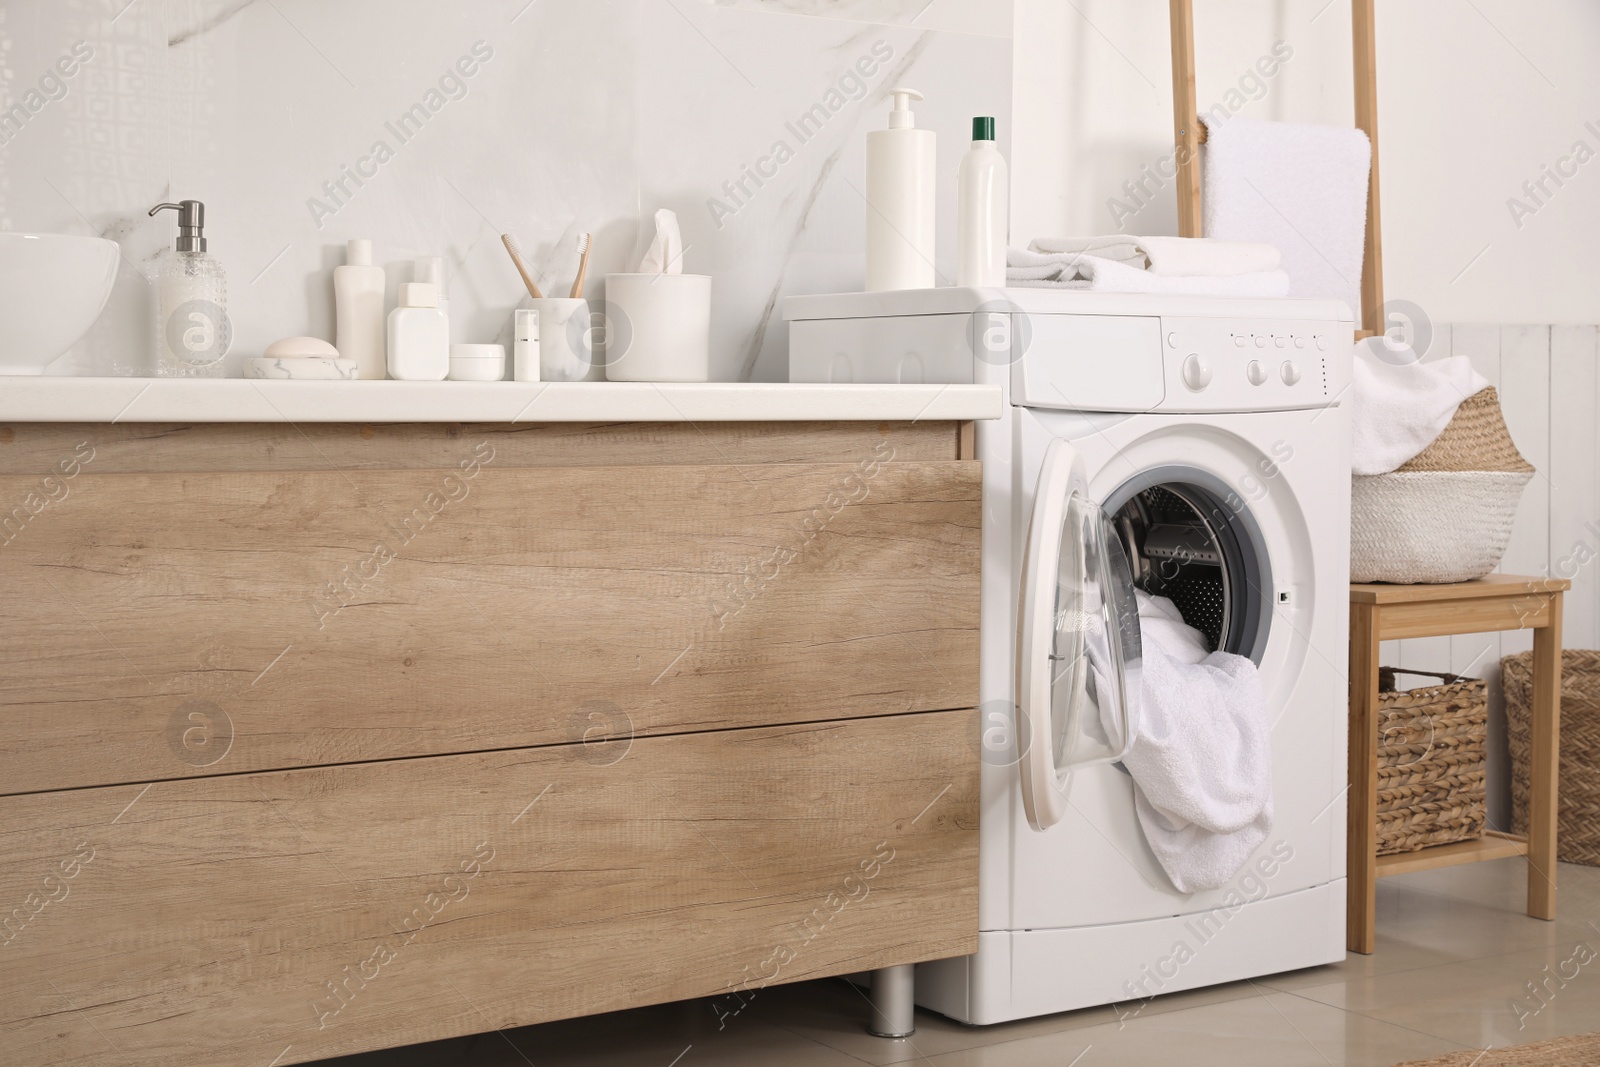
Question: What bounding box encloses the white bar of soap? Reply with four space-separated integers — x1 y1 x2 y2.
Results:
264 336 340 359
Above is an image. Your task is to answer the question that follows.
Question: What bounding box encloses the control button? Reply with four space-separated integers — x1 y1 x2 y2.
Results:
1294 336 1306 349
1316 335 1327 351
1246 360 1268 385
1167 331 1179 349
1233 335 1246 348
1182 353 1212 391
1254 336 1266 348
1275 335 1286 348
1280 360 1302 385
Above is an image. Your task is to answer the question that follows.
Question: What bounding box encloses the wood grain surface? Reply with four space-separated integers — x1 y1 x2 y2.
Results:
0 420 958 474
0 448 979 794
0 708 979 1067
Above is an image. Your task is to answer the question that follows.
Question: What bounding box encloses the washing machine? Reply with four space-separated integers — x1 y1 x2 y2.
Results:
785 288 1353 1024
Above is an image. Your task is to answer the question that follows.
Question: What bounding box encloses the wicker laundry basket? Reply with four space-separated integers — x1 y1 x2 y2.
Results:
1503 649 1600 866
1375 667 1489 855
1351 387 1534 584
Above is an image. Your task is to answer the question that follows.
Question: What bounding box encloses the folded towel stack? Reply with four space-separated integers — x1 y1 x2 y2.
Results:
1006 235 1289 297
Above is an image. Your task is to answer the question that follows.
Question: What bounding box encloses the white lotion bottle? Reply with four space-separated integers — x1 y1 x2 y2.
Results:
335 239 386 379
386 282 449 380
957 116 1008 288
865 87 936 291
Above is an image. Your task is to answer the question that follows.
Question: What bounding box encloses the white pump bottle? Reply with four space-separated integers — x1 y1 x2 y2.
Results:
865 87 936 291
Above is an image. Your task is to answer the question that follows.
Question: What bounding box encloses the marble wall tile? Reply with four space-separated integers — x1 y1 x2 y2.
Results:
0 0 1008 380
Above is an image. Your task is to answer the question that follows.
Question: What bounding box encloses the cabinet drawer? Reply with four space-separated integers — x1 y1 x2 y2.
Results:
0 708 977 1067
1 453 978 793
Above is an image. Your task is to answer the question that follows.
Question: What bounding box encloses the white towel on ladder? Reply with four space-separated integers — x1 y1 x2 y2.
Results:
1201 115 1371 319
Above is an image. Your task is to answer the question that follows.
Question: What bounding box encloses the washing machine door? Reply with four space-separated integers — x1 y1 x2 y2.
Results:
1018 438 1143 832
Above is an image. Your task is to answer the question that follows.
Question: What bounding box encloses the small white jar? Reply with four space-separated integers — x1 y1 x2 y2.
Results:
448 343 505 382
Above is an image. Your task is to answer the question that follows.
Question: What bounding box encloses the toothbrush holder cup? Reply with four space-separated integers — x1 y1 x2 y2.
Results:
603 273 711 383
530 297 603 382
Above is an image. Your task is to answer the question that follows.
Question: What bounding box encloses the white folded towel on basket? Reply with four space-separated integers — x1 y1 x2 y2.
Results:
1029 235 1282 277
1007 249 1290 297
1351 336 1491 475
1097 593 1273 894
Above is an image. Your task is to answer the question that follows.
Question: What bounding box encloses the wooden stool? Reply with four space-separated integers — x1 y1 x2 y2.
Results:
1347 575 1567 954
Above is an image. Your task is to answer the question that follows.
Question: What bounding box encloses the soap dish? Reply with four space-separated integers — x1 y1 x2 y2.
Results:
244 356 360 380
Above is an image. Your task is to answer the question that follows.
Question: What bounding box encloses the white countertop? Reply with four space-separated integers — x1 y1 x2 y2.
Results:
0 379 1002 423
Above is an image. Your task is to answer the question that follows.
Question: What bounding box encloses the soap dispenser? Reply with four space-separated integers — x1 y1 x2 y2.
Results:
865 87 936 291
148 200 230 377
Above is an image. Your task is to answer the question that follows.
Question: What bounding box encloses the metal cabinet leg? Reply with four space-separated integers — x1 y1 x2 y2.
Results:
866 964 916 1037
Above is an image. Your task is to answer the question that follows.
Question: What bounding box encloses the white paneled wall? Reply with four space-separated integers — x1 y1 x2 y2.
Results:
1379 323 1600 827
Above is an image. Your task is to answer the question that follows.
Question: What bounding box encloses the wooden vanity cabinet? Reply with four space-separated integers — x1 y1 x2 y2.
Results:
0 420 981 1067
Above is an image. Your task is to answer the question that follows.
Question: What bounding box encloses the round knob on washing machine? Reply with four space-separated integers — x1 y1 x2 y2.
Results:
1281 360 1302 385
1182 353 1212 391
1246 360 1268 385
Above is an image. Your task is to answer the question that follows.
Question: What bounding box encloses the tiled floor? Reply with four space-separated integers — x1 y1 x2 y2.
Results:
325 859 1600 1067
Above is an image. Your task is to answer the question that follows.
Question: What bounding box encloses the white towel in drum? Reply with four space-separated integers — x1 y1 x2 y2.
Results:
1351 336 1491 475
1101 592 1273 894
1137 592 1209 665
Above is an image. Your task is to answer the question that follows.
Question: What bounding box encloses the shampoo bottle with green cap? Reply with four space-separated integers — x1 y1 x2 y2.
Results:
957 116 1008 288
865 87 936 291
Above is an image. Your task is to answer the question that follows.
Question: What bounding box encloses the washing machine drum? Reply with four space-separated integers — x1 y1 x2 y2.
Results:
1106 479 1271 661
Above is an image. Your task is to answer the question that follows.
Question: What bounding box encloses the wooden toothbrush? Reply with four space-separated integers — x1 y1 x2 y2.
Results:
569 233 592 299
501 233 544 300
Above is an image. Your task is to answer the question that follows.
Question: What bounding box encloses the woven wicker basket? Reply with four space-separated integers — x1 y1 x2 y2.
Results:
1351 387 1534 584
1376 667 1488 855
1503 649 1600 866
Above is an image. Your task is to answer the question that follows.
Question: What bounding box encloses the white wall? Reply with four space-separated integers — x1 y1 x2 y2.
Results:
1012 0 1600 326
0 0 1010 381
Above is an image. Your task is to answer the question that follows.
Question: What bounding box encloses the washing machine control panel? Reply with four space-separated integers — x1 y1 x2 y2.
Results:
1161 316 1350 411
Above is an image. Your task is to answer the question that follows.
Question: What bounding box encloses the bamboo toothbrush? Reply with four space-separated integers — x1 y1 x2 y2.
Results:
569 233 592 299
500 233 544 299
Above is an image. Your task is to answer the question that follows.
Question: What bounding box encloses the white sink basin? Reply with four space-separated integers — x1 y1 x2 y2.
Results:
0 233 121 374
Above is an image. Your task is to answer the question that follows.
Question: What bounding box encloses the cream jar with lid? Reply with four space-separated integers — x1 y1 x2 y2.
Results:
448 343 505 381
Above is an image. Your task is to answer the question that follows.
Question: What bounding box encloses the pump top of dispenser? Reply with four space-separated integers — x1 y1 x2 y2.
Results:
885 87 923 129
972 116 996 141
149 200 207 252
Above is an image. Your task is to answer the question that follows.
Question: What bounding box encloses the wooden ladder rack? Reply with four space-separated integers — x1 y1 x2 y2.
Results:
1168 0 1384 339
